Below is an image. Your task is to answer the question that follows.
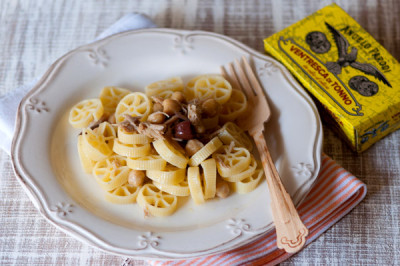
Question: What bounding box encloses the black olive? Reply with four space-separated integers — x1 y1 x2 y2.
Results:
174 121 194 140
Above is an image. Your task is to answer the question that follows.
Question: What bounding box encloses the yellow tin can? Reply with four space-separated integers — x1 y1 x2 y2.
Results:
264 3 400 152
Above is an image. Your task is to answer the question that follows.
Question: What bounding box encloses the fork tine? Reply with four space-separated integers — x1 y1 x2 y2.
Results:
227 63 241 91
220 65 241 93
222 62 251 100
241 56 264 97
220 65 229 80
234 59 256 99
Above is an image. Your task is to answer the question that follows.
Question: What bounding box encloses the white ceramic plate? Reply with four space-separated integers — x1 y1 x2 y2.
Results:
12 29 322 259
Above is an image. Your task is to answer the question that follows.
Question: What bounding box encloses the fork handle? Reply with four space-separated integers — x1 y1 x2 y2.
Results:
252 129 309 253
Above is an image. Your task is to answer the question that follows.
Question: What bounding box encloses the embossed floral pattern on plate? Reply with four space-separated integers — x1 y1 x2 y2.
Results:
11 29 322 259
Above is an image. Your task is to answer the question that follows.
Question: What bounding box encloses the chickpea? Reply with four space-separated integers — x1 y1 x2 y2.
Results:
162 98 181 116
128 170 145 187
147 112 166 124
153 102 164 112
216 180 230 198
170 91 186 103
107 113 116 124
185 139 204 157
201 99 218 117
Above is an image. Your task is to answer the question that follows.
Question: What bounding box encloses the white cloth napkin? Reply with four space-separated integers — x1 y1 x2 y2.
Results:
0 13 157 155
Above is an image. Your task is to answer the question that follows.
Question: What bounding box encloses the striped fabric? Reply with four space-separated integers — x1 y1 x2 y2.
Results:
149 154 367 266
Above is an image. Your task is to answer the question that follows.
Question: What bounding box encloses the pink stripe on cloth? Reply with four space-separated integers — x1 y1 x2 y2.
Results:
148 154 367 266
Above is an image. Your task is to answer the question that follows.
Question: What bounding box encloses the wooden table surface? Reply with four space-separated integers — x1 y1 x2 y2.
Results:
1 0 399 265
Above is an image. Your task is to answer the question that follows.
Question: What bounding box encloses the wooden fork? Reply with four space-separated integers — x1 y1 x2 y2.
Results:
221 56 309 253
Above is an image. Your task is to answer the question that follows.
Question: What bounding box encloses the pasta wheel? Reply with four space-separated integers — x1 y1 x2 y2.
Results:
145 77 184 98
92 155 130 191
187 166 205 204
185 74 214 101
153 179 190 197
94 121 117 150
201 158 217 199
137 183 178 217
115 92 152 123
69 98 104 128
213 145 251 177
193 75 232 104
218 122 253 152
127 155 167 171
117 126 151 145
81 128 113 161
99 86 131 115
232 167 264 194
188 137 223 167
105 184 141 204
219 89 248 123
113 139 151 157
77 135 96 174
221 156 257 182
146 165 186 185
153 139 188 169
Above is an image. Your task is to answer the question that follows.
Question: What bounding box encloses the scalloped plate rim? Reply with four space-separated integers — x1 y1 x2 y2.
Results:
11 28 322 259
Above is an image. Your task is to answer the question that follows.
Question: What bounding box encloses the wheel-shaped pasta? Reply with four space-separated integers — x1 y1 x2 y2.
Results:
77 135 96 174
146 165 186 185
69 98 104 128
94 122 117 150
232 167 264 194
127 154 167 171
117 126 151 145
153 139 188 169
92 155 130 191
221 156 257 182
201 158 217 199
137 183 178 217
81 128 113 161
218 122 253 152
219 89 248 123
187 166 205 204
212 145 251 177
105 184 141 204
188 137 223 166
99 86 131 115
185 74 214 101
115 92 152 123
113 139 151 158
193 75 232 104
145 77 184 98
153 179 190 196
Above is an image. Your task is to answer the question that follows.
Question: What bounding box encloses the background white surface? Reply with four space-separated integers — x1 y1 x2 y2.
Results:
1 0 399 265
